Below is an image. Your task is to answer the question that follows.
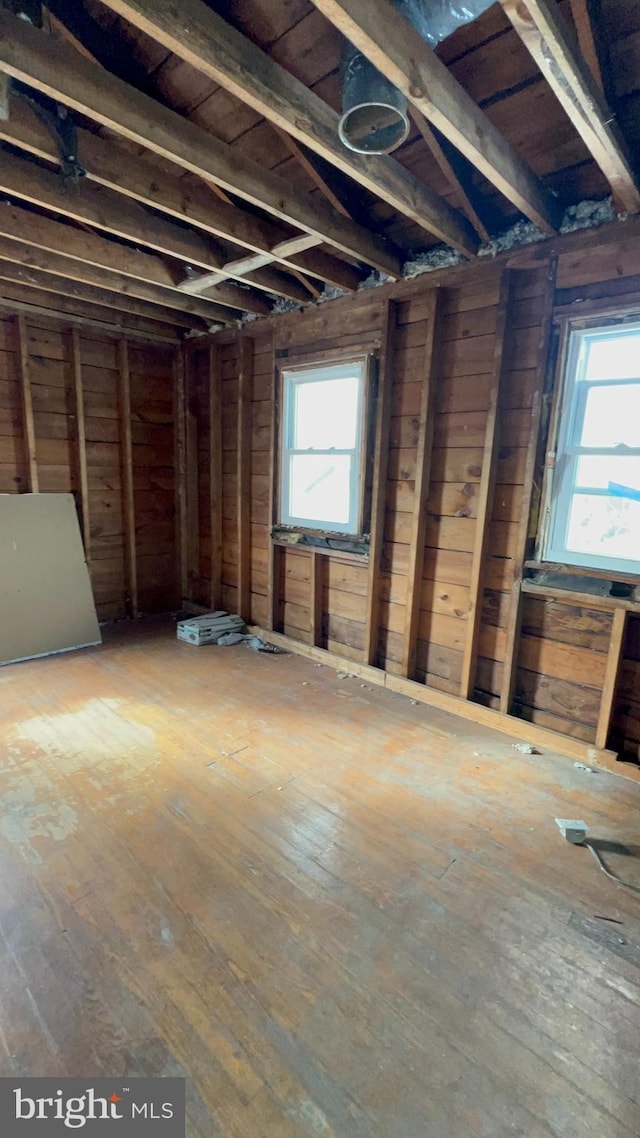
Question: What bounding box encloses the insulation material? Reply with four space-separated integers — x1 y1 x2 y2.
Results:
394 0 494 46
0 493 101 666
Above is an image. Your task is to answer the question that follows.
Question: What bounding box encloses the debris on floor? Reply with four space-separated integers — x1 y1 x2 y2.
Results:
177 612 282 652
218 632 282 653
574 761 595 772
512 742 540 754
177 611 244 645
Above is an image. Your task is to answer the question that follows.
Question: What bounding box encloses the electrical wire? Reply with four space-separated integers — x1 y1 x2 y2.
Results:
584 840 640 894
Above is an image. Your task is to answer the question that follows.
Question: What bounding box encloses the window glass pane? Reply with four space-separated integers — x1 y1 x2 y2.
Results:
576 455 640 493
565 491 640 562
289 453 352 526
580 383 640 448
293 375 360 450
584 332 640 381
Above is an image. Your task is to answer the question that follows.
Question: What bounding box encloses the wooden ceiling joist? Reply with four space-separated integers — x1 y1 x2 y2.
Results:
0 218 244 325
0 151 270 316
0 260 207 330
0 9 400 276
501 0 640 214
568 0 604 92
0 201 184 293
311 0 562 235
0 101 363 294
0 284 181 341
96 0 479 258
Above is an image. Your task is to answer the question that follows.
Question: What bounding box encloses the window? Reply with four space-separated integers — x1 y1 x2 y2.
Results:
279 359 367 536
545 320 640 574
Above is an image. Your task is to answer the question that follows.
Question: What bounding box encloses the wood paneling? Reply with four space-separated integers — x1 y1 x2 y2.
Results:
0 308 179 621
189 224 640 769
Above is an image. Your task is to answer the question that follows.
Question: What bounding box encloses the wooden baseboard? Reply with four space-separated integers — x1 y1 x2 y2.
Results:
249 625 639 782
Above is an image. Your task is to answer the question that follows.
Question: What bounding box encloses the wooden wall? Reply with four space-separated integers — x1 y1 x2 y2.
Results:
188 221 640 761
0 309 180 620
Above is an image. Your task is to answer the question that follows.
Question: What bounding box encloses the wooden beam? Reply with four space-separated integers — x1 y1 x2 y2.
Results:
182 263 310 305
569 0 604 91
15 312 38 492
0 260 207 331
401 289 442 678
460 270 514 700
501 0 640 213
595 607 626 749
44 0 319 286
0 284 180 342
93 0 479 257
364 304 396 667
286 249 363 294
185 357 200 603
0 160 253 318
237 338 253 623
174 348 188 604
209 342 223 611
118 338 138 618
0 201 184 292
178 235 329 299
249 624 623 772
310 551 324 648
0 10 401 276
0 144 226 272
312 0 560 234
268 347 282 634
409 110 491 243
500 258 558 714
275 126 353 220
0 102 358 295
0 231 245 324
499 579 523 716
69 327 90 560
0 201 269 317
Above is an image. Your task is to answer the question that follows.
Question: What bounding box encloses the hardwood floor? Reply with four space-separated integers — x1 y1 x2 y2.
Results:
0 617 639 1137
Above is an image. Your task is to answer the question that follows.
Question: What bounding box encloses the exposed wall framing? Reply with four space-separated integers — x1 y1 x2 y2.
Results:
1 306 180 620
180 218 640 774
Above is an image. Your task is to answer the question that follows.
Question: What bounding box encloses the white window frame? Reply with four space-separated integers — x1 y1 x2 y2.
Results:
544 319 640 576
279 358 367 536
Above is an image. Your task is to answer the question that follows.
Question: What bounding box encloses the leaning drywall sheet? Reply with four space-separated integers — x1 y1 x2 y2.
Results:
0 493 101 665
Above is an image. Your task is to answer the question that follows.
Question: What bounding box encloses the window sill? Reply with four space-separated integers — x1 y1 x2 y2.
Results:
525 559 640 587
272 528 369 563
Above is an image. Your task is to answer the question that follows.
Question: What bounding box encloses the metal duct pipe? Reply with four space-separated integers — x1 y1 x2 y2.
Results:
339 0 495 155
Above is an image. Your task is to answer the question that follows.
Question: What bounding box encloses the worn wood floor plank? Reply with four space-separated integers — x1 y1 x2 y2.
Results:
0 618 639 1138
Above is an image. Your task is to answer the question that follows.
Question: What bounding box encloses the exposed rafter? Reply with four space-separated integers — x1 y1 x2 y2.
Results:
0 148 276 308
0 151 275 317
96 0 479 257
0 280 181 339
0 100 364 294
568 0 604 91
0 259 208 329
501 0 640 214
273 125 353 221
0 9 400 275
310 0 561 234
0 237 240 324
0 202 253 322
409 109 491 243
